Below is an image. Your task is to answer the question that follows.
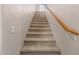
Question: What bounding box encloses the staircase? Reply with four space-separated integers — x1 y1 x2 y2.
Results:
21 11 60 55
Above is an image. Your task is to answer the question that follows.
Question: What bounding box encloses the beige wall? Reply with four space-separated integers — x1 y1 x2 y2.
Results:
0 5 2 54
48 4 79 32
2 4 35 54
46 4 79 55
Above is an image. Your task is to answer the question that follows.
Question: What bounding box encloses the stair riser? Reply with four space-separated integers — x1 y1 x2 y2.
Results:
21 52 60 55
27 34 53 35
32 21 48 22
33 19 47 20
29 28 50 30
33 20 48 22
24 42 56 46
30 26 49 28
31 22 48 24
28 29 51 32
29 28 50 29
33 16 46 18
27 35 53 38
24 41 56 44
31 23 48 25
25 37 55 42
30 24 49 26
30 25 49 27
24 43 56 46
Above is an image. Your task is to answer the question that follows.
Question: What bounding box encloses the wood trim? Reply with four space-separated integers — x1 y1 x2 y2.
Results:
46 6 79 35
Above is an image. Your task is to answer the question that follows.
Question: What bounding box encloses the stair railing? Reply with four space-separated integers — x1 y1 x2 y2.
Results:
44 5 79 36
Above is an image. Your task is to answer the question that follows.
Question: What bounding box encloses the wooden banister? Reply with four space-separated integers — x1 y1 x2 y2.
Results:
46 6 79 35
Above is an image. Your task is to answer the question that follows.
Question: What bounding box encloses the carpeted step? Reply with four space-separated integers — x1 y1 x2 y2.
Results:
30 25 49 28
32 21 48 22
31 22 48 24
21 45 60 55
32 20 48 22
21 11 60 55
28 28 51 32
26 32 53 38
30 24 49 26
29 27 50 30
25 38 55 42
24 40 56 46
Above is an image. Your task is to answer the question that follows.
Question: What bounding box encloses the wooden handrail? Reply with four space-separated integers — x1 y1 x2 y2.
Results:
45 6 79 35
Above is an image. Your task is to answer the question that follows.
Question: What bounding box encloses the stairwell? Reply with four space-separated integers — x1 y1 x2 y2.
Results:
21 11 60 55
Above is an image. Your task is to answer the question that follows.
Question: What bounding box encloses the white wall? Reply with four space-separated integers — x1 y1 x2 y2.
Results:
0 5 2 54
2 4 35 55
46 4 79 55
48 4 79 32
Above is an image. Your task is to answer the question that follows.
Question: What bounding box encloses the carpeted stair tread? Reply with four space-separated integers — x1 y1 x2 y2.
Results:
27 32 53 34
21 45 59 53
31 22 48 24
30 24 49 26
25 38 54 41
21 11 60 55
29 27 51 30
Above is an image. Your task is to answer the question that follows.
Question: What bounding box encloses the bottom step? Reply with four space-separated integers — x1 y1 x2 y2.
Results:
21 45 60 55
21 52 60 55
